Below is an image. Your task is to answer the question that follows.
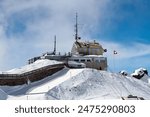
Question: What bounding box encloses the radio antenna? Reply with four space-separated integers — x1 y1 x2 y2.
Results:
53 35 56 55
75 13 79 41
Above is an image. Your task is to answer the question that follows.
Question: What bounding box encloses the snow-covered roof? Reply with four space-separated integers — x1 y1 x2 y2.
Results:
5 59 63 74
71 55 105 58
131 67 147 76
83 55 104 57
120 70 128 74
119 70 128 76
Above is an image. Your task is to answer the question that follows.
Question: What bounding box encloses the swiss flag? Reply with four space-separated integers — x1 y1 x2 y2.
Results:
113 50 117 54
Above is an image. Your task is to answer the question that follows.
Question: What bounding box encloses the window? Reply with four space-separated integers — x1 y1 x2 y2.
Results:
80 59 85 62
87 59 91 62
95 59 99 63
74 59 79 62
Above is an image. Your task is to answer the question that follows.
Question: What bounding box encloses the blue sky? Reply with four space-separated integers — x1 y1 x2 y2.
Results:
97 0 150 44
0 0 150 73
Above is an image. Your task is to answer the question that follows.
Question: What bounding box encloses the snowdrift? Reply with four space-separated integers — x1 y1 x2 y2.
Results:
46 69 150 100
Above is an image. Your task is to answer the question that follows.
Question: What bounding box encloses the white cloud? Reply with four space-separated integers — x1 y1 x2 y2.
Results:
100 40 150 72
0 0 149 72
0 26 8 70
0 0 110 70
101 41 150 59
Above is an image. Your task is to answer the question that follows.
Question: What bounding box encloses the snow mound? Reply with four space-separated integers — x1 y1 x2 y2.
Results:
131 68 150 83
0 89 7 100
5 59 63 74
119 70 128 76
140 75 150 84
131 68 148 77
46 69 150 100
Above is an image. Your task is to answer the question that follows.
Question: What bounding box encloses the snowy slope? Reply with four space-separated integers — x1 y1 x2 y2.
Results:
141 75 150 83
0 89 7 100
1 68 149 100
46 69 150 100
6 68 83 100
4 59 62 74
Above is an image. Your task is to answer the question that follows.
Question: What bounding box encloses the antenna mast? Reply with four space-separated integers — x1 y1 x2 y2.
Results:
75 13 78 41
53 35 56 55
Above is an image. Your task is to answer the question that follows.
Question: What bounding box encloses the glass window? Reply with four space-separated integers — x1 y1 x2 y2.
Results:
74 59 79 62
81 59 85 62
87 59 91 62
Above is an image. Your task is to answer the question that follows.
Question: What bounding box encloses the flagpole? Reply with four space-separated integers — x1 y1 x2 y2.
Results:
113 50 117 72
113 51 115 72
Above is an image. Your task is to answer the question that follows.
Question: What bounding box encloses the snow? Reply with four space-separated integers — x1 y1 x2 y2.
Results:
5 59 63 74
84 55 104 57
0 68 149 100
1 68 83 100
131 67 150 83
131 67 148 76
72 55 104 57
141 75 150 83
27 68 83 94
46 69 150 100
119 70 128 76
0 88 7 100
68 61 86 68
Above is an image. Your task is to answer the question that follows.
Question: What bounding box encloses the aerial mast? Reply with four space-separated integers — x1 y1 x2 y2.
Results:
53 35 56 55
75 13 79 41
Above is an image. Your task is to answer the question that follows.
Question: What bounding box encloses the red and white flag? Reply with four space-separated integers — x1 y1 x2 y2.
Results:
113 50 117 54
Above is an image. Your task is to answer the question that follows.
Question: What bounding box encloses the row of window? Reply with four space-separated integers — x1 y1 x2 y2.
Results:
71 59 103 63
73 59 91 62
